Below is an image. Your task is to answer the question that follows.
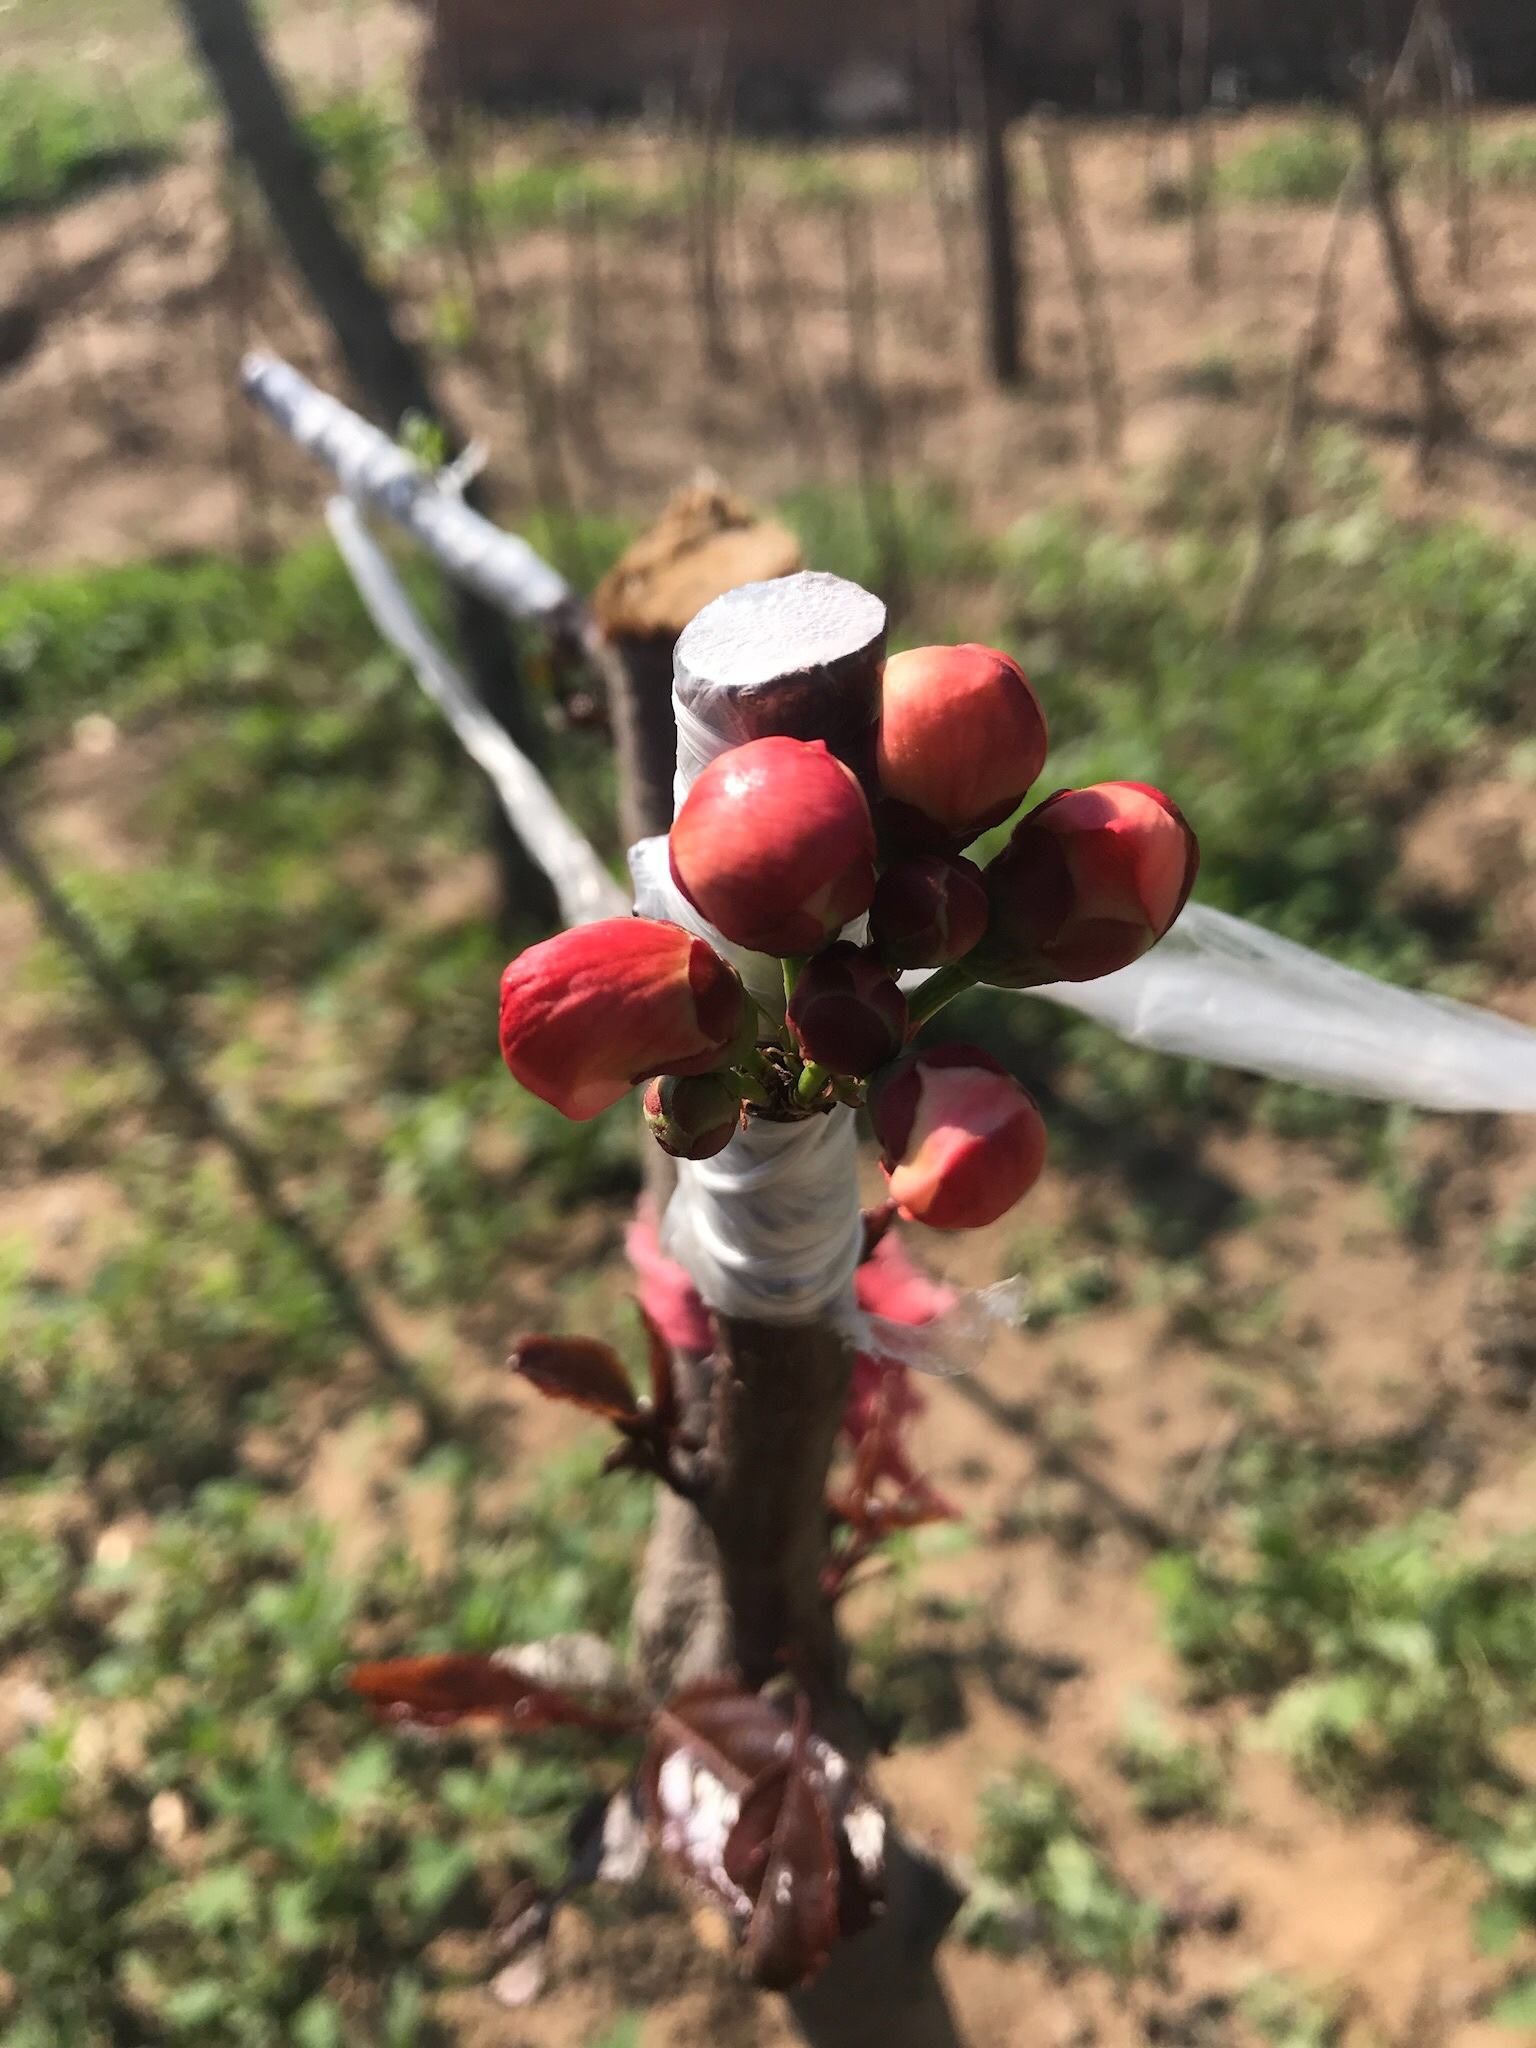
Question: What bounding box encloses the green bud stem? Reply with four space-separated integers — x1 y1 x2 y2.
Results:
904 962 977 1035
782 955 808 1008
795 1060 831 1107
730 1052 773 1107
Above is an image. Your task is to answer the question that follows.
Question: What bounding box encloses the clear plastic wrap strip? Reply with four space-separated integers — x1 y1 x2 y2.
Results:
1027 901 1536 1113
327 498 629 929
842 1279 1029 1377
662 1106 867 1324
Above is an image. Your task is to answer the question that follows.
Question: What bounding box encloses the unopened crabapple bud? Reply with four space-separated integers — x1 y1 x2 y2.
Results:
869 853 989 970
499 918 745 1122
642 1072 742 1160
668 736 877 956
973 781 1198 987
786 942 908 1077
877 644 1048 847
868 1044 1047 1231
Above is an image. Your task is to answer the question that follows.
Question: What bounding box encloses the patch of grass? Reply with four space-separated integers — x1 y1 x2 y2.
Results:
1242 1975 1345 2048
404 157 669 245
1173 348 1242 401
1111 1699 1225 1823
1151 1515 1536 1820
1487 1195 1536 1276
0 69 173 218
961 1762 1163 1977
0 1452 647 2048
780 482 997 604
1220 121 1355 205
1472 131 1536 190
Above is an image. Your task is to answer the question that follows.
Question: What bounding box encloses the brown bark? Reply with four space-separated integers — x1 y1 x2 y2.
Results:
966 0 1027 386
623 572 966 2044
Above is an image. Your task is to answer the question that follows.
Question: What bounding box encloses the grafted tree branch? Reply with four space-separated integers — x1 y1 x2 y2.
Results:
630 574 968 2046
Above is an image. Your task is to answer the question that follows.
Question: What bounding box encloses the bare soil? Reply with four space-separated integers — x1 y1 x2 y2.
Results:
12 97 1536 571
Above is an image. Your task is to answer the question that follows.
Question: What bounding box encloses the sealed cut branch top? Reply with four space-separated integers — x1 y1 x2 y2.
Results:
673 571 887 771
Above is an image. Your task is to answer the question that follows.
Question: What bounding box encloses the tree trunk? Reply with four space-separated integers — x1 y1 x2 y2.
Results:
966 0 1026 386
174 0 553 930
628 572 968 2046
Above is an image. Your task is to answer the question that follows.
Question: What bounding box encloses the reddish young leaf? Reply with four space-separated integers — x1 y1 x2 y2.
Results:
349 1654 639 1734
725 1701 840 1991
510 1335 643 1422
642 1680 791 1802
641 1682 888 1988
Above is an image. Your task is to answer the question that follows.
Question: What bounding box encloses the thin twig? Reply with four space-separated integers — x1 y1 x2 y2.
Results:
1352 58 1463 478
1225 0 1439 638
1035 112 1124 462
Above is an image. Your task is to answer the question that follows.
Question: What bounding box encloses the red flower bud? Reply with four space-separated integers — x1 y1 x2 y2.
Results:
869 854 988 970
786 942 908 1077
642 1072 742 1160
868 1044 1046 1232
668 736 877 956
877 644 1048 846
499 918 745 1121
974 781 1199 987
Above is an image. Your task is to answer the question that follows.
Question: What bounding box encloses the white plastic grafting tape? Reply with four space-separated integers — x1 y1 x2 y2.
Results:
663 1108 867 1324
327 498 628 929
245 354 575 626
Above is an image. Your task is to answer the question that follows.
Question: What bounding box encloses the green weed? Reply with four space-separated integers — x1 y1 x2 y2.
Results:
962 1762 1163 1976
1152 1515 1536 1818
0 69 172 217
1111 1699 1225 1823
1220 122 1355 204
1472 131 1536 190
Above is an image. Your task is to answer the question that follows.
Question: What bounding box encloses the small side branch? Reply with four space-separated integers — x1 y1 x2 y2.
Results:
1352 62 1463 477
1035 112 1124 463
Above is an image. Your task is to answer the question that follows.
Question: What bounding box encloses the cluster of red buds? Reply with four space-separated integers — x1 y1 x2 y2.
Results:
498 642 1197 1232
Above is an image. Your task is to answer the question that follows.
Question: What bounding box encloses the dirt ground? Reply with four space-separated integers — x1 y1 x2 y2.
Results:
11 65 1536 574
9 9 1536 2045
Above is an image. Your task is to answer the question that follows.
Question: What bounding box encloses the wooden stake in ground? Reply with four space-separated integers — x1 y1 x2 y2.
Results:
1352 58 1463 477
1180 0 1218 290
173 0 553 931
1035 111 1125 463
965 0 1027 386
631 573 965 2048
